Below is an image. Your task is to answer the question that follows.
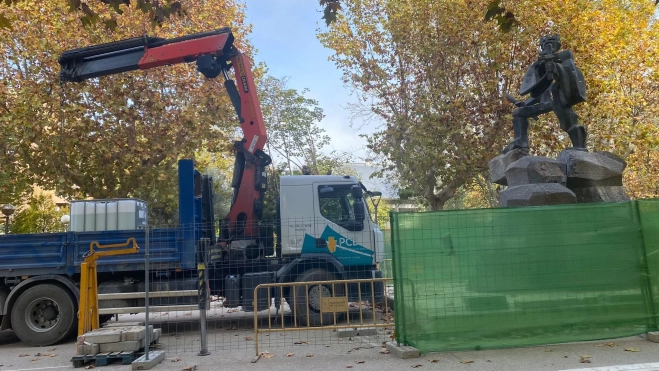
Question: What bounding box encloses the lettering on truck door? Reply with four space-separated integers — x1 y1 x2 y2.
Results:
302 183 374 266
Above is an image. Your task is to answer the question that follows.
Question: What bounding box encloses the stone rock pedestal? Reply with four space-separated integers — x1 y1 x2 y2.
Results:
490 152 576 207
488 148 529 186
489 148 630 207
557 149 630 203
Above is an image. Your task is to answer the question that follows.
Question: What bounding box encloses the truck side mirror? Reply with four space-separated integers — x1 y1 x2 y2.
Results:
351 185 363 199
354 199 366 223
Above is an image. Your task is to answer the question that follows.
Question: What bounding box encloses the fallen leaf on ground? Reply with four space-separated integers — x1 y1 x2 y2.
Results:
171 358 181 362
625 348 641 352
545 349 552 352
84 365 94 369
412 364 423 368
286 353 294 357
346 365 353 368
30 359 38 362
461 360 474 364
379 349 390 354
261 352 275 359
306 353 314 357
245 336 253 341
580 355 591 363
294 340 307 344
357 360 365 364
429 359 439 363
19 354 29 357
47 348 57 351
182 366 197 371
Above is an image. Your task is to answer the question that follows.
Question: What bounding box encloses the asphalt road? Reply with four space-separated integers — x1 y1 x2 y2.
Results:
2 319 659 371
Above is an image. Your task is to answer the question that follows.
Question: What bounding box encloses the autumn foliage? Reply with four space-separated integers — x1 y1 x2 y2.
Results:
0 0 254 210
318 0 659 209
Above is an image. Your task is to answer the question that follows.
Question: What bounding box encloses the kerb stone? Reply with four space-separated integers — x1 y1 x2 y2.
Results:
99 339 143 353
77 329 122 344
76 343 99 356
104 321 144 328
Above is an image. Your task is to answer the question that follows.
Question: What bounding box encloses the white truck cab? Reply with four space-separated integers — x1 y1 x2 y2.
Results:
278 175 385 267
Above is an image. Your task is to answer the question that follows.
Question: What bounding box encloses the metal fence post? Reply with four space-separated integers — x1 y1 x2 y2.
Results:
144 213 150 361
198 237 210 356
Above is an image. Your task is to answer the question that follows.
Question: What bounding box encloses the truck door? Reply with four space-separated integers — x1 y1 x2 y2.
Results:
306 183 375 266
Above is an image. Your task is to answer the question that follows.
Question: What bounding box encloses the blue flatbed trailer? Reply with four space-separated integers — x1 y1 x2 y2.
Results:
0 160 209 347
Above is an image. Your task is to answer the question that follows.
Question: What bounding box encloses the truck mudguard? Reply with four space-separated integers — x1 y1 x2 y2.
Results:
275 253 346 283
2 275 79 316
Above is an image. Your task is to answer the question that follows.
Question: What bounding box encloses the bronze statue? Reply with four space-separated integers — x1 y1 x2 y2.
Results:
503 34 588 154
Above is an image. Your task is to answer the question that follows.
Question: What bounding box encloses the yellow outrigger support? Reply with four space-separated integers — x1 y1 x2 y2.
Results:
78 238 139 336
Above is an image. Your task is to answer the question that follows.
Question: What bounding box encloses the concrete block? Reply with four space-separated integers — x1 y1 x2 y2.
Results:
646 331 659 343
100 340 142 353
104 321 144 328
77 329 122 344
505 156 567 186
132 350 166 370
76 343 99 356
122 327 146 341
356 327 377 336
152 328 162 342
337 327 378 338
488 148 529 185
500 183 577 207
337 329 358 338
119 325 153 341
385 341 420 359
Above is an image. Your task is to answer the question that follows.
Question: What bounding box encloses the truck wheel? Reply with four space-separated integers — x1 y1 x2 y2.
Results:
10 284 76 346
291 269 345 327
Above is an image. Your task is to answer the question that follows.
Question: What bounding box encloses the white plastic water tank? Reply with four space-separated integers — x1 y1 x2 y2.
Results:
84 202 96 231
70 202 86 232
95 202 106 231
117 200 148 230
69 199 147 232
106 202 118 230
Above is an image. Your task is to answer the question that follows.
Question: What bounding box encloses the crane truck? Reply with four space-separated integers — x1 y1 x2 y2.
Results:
0 28 385 347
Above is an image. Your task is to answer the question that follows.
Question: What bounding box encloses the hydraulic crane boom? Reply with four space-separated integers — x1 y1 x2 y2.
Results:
58 28 271 239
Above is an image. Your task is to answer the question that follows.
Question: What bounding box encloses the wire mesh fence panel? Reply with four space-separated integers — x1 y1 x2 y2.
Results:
391 200 659 354
251 278 394 357
100 213 392 356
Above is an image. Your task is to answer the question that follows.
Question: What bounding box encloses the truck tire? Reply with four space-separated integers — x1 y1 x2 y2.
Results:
10 284 76 346
290 269 345 327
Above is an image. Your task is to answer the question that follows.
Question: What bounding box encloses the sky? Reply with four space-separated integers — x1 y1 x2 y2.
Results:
242 0 374 163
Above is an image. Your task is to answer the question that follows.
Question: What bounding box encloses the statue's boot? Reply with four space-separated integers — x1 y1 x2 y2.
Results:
567 125 588 151
502 116 530 154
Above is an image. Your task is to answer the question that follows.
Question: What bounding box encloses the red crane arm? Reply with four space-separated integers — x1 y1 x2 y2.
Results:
59 28 270 239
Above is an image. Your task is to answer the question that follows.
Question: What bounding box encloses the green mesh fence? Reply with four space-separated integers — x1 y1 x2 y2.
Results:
391 199 659 354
